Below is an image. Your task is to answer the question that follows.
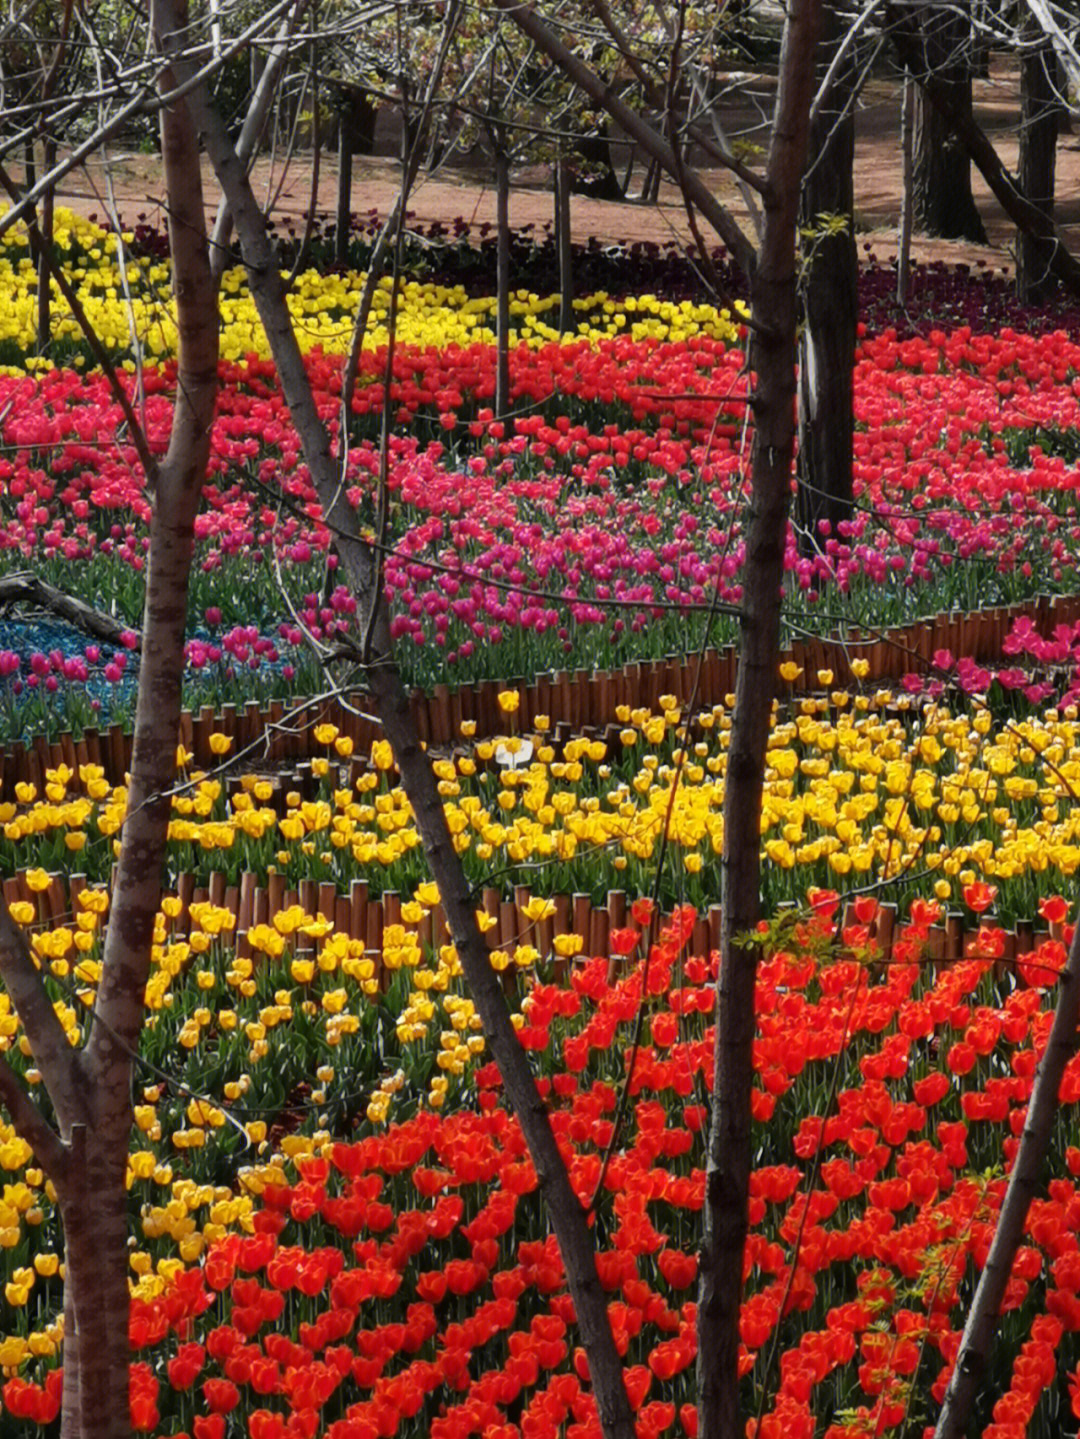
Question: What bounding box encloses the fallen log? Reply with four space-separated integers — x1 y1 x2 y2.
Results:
0 571 138 650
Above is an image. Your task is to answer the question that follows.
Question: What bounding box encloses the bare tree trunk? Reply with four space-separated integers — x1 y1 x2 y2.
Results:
1017 12 1060 302
556 153 574 334
572 124 629 200
336 104 353 269
364 658 636 1439
36 139 55 350
698 0 821 1434
639 156 661 204
59 1280 79 1439
60 1131 131 1438
0 6 218 1435
888 2 1080 295
57 9 218 1430
796 0 856 553
333 87 377 270
479 4 822 1433
163 34 636 1436
495 145 511 419
934 915 1080 1437
898 75 914 306
912 3 987 242
914 92 986 241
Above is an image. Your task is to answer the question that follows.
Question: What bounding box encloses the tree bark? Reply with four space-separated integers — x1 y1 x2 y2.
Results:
697 0 821 1434
1017 13 1060 302
336 97 353 269
897 75 914 307
365 657 637 1439
59 1277 80 1439
0 6 218 1434
556 154 574 334
59 1131 131 1439
570 124 629 201
495 145 511 420
911 4 987 242
888 3 1080 296
796 0 856 553
934 916 1080 1438
169 34 636 1437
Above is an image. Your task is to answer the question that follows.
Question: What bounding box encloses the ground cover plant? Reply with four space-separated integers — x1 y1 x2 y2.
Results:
3 194 1080 1439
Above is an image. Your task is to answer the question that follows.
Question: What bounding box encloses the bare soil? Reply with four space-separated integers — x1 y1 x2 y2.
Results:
53 54 1080 282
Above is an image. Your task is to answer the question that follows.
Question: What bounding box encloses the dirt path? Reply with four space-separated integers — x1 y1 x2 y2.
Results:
52 54 1080 281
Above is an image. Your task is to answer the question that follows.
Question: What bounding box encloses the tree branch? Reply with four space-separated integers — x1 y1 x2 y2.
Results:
888 2 1080 296
0 1054 67 1184
809 0 885 124
0 0 300 243
492 0 758 281
0 904 86 1130
0 571 139 649
585 0 768 194
934 913 1080 1437
1024 0 1080 112
209 0 312 282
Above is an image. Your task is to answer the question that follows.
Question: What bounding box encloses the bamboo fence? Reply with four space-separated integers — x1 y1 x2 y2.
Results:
2 865 1058 988
5 594 1079 794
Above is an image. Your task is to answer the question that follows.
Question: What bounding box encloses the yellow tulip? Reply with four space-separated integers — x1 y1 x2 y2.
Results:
0 1336 27 1365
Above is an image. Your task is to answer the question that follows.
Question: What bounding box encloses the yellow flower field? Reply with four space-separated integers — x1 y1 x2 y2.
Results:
3 692 1079 924
0 209 745 362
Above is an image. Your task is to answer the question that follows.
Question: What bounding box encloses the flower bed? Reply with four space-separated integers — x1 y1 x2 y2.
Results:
2 694 1080 929
3 319 1080 733
0 210 745 365
3 206 1080 1437
0 218 1079 708
5 592 1080 789
1 898 1080 1437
